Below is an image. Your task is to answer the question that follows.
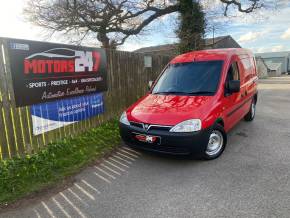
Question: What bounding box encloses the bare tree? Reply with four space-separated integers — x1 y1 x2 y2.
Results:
24 0 265 48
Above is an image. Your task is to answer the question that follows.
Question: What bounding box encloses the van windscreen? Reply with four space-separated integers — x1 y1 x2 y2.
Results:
152 61 223 96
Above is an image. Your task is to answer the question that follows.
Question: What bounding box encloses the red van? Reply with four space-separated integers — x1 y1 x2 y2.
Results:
119 48 258 160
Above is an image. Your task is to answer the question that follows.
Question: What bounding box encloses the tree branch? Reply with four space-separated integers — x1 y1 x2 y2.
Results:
24 0 265 48
113 5 179 35
220 0 263 16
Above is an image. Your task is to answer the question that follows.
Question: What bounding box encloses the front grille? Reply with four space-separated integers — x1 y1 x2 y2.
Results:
149 126 171 131
129 121 172 131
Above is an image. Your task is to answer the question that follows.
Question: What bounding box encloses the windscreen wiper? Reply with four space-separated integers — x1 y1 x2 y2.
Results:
153 91 214 95
153 91 189 95
187 91 215 95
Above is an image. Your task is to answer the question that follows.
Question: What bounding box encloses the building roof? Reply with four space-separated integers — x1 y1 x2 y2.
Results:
264 61 282 71
255 51 290 58
134 35 240 54
204 35 232 47
134 43 177 54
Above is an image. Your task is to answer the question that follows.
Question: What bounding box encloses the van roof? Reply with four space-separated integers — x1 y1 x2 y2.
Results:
170 48 253 64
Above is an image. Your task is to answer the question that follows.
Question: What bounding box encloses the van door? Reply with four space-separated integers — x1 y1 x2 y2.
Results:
223 62 244 131
239 58 256 115
246 57 258 99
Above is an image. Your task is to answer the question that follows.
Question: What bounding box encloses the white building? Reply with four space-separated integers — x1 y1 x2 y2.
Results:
255 51 290 74
265 62 282 77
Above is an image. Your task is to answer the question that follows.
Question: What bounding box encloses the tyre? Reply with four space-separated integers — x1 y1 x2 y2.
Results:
244 99 256 121
202 124 227 160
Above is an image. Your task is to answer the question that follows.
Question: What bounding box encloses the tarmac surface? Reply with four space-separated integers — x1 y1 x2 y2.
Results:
2 76 290 218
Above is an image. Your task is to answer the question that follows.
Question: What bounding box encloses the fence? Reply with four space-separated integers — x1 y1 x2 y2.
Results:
0 38 171 159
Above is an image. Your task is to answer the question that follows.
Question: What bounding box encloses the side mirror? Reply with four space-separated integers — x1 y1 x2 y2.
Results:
148 80 154 90
227 80 240 93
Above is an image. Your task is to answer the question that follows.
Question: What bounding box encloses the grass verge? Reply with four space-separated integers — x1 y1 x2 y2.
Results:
0 119 121 206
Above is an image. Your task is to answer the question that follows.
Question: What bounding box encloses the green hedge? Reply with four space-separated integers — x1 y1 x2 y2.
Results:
0 119 121 205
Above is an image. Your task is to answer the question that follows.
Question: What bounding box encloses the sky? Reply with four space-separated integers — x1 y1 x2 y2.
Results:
0 0 289 53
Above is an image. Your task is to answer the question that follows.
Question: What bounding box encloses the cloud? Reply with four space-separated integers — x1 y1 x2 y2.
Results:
256 47 268 53
271 45 284 52
238 30 269 43
277 0 290 8
281 28 290 39
120 43 142 51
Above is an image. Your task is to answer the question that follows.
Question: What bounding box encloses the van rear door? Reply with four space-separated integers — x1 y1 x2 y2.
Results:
239 58 256 113
246 57 258 98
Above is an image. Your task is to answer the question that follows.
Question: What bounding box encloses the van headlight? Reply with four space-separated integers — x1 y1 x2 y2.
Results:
120 111 130 125
169 119 201 132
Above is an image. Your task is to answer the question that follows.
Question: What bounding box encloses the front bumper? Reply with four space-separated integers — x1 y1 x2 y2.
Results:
119 123 212 156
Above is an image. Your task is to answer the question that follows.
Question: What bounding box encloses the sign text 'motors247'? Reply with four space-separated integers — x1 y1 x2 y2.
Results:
24 50 101 74
5 38 107 107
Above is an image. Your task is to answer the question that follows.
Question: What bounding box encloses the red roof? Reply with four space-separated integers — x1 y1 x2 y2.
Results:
170 48 253 64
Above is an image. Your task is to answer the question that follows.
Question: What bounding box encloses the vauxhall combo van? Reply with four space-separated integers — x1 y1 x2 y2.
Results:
119 48 258 160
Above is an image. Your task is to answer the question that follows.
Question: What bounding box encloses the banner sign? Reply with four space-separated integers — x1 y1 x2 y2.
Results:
31 93 104 135
5 38 107 107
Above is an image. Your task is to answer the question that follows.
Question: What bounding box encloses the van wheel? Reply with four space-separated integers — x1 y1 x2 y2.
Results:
244 99 256 121
202 124 227 160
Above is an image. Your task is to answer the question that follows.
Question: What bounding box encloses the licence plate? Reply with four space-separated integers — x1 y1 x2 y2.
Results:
134 133 160 144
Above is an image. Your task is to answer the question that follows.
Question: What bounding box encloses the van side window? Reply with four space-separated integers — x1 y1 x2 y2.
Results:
252 57 257 77
226 62 240 82
225 62 240 95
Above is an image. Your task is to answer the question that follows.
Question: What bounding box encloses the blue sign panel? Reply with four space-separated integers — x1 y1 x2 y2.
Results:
31 93 104 135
